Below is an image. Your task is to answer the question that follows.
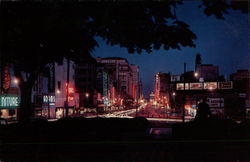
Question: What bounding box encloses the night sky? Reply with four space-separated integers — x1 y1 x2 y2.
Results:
93 2 248 97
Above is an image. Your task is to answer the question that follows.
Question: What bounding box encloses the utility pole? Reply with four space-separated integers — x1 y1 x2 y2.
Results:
182 62 186 123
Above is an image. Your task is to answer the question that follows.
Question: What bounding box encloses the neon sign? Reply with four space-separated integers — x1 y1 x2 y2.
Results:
0 95 20 108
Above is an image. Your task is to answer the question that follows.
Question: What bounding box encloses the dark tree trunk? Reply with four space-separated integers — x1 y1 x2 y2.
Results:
19 82 33 123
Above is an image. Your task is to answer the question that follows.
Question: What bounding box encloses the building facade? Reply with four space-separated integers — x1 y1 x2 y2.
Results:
130 64 140 100
75 56 97 108
196 64 219 81
154 72 171 107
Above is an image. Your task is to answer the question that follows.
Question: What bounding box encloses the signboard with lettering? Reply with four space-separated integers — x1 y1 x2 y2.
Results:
204 82 217 90
219 81 233 89
207 98 224 107
0 95 20 108
42 94 56 107
176 82 232 91
48 63 55 92
176 83 184 90
171 75 181 82
190 83 203 90
176 83 189 90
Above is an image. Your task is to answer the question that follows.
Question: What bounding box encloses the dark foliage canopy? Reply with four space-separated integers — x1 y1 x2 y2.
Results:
0 0 247 72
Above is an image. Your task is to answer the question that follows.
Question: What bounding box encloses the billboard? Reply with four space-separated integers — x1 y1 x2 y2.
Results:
190 83 203 90
204 82 217 90
176 83 189 90
207 98 224 107
219 81 233 89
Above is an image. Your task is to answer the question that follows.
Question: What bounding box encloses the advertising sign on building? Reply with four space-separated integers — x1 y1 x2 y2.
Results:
219 81 233 89
204 82 217 90
239 93 247 98
171 75 180 82
210 108 224 115
190 83 203 90
103 71 108 96
42 94 56 108
0 95 20 109
207 98 224 108
176 83 189 90
1 66 11 92
48 63 55 93
176 83 184 90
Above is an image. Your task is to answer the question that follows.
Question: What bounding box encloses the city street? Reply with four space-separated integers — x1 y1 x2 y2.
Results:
84 103 192 123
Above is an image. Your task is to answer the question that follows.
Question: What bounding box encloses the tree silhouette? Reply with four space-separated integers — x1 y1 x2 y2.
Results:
0 1 247 122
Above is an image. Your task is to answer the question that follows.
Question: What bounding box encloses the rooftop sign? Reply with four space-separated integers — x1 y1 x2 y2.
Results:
176 81 233 90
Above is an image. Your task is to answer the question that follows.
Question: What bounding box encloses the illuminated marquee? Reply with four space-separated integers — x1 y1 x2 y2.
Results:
176 83 189 90
207 98 224 107
0 95 20 108
219 82 233 89
204 82 217 90
190 83 203 90
176 82 232 91
43 94 55 106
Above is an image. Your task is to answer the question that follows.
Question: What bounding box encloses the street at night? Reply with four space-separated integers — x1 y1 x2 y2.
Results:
0 1 249 161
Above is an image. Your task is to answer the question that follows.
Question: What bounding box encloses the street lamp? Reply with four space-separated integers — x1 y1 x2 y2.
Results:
13 78 19 85
194 72 199 77
56 90 61 94
85 93 89 109
208 86 214 91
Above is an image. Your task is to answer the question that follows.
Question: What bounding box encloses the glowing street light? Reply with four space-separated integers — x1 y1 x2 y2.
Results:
85 93 89 98
208 86 214 91
194 72 199 77
56 90 61 94
172 92 176 96
13 78 19 85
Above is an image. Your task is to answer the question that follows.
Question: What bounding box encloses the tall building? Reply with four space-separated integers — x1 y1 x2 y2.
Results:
130 64 139 100
75 55 97 108
195 53 202 71
54 58 78 118
196 64 219 81
154 72 171 106
96 57 132 99
230 69 250 81
230 69 250 115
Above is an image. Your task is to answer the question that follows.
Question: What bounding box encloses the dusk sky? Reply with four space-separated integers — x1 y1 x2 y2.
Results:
93 2 248 97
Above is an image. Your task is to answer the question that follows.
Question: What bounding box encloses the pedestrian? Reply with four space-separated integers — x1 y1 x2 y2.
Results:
195 98 211 121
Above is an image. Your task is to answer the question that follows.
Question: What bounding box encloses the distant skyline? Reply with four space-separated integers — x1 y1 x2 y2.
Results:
93 1 248 97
